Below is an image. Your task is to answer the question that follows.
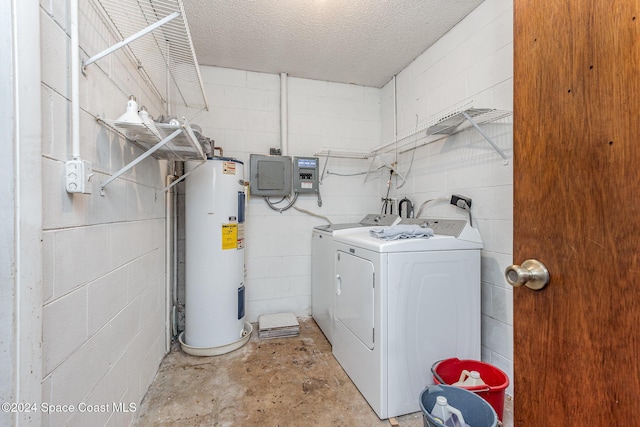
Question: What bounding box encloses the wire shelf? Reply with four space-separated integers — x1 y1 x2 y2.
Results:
98 117 206 161
90 0 208 111
315 106 512 163
396 109 513 154
313 149 372 159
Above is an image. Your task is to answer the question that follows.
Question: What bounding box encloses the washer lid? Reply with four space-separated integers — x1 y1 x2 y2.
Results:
334 222 483 252
314 223 364 234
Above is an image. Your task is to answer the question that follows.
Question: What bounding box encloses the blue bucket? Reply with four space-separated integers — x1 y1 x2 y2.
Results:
420 385 497 427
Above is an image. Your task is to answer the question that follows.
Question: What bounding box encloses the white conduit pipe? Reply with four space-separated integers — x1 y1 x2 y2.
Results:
70 0 80 160
165 175 174 351
173 175 179 324
280 72 288 156
393 75 397 140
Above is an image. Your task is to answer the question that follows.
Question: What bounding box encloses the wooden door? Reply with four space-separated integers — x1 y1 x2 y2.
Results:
513 1 640 424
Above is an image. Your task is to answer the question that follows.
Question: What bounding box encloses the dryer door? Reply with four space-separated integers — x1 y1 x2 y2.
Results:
335 250 375 349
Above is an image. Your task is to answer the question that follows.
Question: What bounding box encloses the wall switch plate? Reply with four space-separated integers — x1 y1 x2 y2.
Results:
65 159 93 194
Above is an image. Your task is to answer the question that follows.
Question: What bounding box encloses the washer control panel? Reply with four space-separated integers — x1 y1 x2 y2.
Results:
399 218 466 237
359 214 401 227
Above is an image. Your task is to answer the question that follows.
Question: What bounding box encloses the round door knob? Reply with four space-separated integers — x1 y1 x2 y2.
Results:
505 259 549 290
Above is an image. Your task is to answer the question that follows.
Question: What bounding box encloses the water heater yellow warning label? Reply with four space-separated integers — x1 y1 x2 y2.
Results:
221 224 238 250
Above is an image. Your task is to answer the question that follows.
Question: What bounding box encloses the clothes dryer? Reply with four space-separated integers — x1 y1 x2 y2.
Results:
312 214 399 343
332 219 482 419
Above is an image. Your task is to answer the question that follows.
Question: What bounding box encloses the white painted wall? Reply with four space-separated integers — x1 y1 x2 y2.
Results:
1 1 44 425
39 0 170 425
380 0 514 395
0 1 16 416
177 67 382 324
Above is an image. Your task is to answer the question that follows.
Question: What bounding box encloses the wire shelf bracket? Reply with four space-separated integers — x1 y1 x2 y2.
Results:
100 128 181 195
82 11 180 71
363 152 406 184
460 111 508 164
98 117 206 195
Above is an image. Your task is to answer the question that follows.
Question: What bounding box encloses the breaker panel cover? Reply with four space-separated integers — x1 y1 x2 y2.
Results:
249 154 292 196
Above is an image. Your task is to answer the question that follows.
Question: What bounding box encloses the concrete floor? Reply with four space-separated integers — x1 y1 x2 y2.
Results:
134 317 513 426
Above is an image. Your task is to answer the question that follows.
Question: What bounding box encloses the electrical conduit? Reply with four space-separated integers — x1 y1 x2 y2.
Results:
165 175 175 351
70 0 80 160
280 72 288 155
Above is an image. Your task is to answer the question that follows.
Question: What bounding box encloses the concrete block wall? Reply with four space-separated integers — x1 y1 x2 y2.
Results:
176 67 382 325
380 0 514 395
40 0 169 425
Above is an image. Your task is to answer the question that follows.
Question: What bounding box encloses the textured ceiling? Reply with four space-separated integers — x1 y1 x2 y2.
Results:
182 0 485 88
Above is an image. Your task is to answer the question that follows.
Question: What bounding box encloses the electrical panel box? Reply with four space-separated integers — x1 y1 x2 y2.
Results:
249 154 292 196
293 157 320 194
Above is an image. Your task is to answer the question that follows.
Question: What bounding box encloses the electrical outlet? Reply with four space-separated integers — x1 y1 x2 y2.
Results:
451 194 472 209
65 159 93 194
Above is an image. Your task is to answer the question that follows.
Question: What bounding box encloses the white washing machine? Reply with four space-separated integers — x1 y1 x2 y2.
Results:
312 214 400 344
332 219 482 419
